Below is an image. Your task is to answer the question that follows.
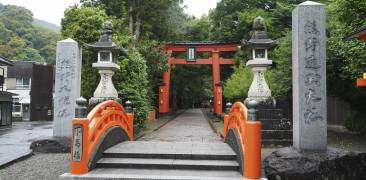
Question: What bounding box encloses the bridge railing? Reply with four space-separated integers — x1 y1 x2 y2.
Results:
224 101 262 179
70 100 134 174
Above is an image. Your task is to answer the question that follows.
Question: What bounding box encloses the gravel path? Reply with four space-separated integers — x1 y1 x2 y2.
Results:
0 153 69 180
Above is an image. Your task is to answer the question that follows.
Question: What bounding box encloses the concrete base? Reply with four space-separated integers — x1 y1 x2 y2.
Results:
30 136 71 153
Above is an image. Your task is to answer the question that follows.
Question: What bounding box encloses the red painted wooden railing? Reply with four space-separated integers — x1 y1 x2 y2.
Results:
70 100 133 174
224 102 262 179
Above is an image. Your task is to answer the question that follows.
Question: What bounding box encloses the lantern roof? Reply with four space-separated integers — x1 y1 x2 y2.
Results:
243 16 277 49
86 21 125 52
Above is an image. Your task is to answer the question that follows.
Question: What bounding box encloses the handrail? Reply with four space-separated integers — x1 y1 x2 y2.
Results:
70 100 133 174
224 102 262 180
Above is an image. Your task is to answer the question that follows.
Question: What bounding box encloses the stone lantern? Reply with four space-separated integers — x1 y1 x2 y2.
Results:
243 16 277 104
87 21 124 105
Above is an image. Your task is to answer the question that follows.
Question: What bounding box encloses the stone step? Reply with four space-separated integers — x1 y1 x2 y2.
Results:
262 139 292 146
260 118 292 130
257 109 287 119
97 158 239 171
261 130 292 140
104 141 237 160
60 168 245 180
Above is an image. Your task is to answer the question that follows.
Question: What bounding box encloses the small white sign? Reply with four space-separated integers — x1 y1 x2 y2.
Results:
72 125 83 162
187 47 196 61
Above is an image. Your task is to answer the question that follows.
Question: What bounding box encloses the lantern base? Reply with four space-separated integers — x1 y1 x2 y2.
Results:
93 66 119 99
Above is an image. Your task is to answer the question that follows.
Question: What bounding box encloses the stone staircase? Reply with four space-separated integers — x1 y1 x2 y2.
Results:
60 141 244 180
258 108 292 146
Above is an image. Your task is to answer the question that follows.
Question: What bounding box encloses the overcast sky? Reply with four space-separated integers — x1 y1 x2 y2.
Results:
0 0 219 26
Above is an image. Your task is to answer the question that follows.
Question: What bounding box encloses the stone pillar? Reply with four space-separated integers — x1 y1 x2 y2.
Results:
292 1 327 150
53 38 82 138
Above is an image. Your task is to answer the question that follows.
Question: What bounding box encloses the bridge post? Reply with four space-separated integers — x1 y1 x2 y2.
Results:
244 100 261 179
70 98 89 174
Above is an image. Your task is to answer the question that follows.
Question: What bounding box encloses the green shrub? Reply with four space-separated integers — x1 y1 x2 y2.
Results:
345 112 366 134
115 47 150 128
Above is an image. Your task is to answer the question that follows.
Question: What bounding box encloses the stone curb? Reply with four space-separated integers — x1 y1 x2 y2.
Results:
207 118 224 139
0 151 33 169
201 109 224 139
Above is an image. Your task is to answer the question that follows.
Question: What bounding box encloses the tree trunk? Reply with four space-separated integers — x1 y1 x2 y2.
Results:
129 5 134 34
134 0 141 39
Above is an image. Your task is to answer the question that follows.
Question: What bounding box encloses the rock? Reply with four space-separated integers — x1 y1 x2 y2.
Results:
30 137 71 153
263 147 366 180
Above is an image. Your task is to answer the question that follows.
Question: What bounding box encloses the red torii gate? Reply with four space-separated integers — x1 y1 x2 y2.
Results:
159 42 239 115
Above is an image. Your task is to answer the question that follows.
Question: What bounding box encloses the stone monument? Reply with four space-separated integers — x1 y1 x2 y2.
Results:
292 1 327 150
263 2 366 179
243 16 277 104
87 21 123 106
53 38 82 138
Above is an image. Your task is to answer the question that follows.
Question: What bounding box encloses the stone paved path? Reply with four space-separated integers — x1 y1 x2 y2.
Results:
0 121 53 167
140 109 221 142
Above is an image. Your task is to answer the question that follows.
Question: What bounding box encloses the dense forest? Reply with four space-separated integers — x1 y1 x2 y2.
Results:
0 3 60 65
1 0 365 131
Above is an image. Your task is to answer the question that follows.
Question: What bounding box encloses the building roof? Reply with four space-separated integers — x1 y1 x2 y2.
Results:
0 56 14 66
7 61 35 79
0 91 17 97
345 25 366 40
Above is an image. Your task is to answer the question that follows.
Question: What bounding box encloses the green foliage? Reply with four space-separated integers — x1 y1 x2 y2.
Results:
84 0 187 41
115 47 150 127
184 15 211 41
328 0 366 34
170 64 213 109
137 0 187 41
0 3 60 64
61 3 173 126
326 0 366 104
209 0 298 41
223 64 252 101
266 30 292 97
61 6 108 43
61 6 108 99
136 40 168 107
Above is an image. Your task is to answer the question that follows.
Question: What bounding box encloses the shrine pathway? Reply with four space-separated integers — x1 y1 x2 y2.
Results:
139 109 221 142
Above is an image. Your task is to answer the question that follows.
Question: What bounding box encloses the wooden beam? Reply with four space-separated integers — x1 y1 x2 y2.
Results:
165 44 239 52
169 58 235 65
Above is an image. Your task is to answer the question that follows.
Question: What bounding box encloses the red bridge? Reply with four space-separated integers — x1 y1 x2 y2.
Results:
61 42 264 179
